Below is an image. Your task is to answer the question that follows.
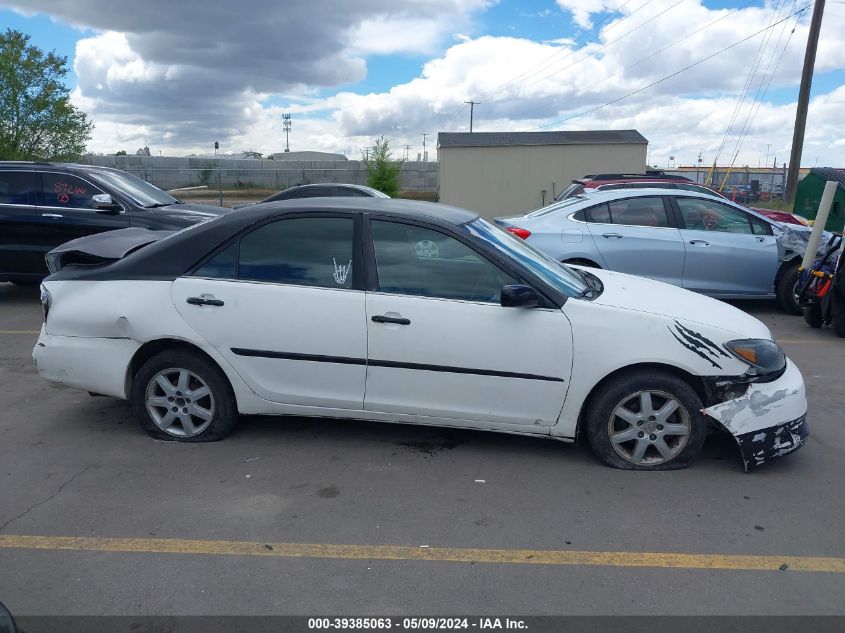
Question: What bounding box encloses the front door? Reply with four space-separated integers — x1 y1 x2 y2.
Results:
672 197 779 296
172 214 367 409
34 171 130 266
363 219 572 428
583 196 686 286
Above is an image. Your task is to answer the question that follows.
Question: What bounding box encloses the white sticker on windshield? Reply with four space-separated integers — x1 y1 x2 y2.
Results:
415 240 439 258
333 258 352 285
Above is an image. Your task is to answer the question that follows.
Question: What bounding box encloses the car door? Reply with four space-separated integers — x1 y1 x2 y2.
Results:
672 196 778 296
363 218 572 428
582 196 686 286
0 168 40 277
172 214 367 409
35 171 130 253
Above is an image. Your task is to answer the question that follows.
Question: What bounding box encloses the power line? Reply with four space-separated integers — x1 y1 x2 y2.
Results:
529 4 812 131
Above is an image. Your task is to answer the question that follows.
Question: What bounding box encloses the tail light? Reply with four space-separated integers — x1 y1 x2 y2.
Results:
506 227 531 239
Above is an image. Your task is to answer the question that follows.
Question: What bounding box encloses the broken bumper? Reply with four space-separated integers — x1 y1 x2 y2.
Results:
702 359 808 471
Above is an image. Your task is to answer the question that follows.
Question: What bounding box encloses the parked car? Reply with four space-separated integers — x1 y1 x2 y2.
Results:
556 173 804 225
496 188 813 314
232 183 389 209
0 161 227 285
33 198 807 471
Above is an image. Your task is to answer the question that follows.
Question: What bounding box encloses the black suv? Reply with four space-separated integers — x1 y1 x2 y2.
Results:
0 162 227 284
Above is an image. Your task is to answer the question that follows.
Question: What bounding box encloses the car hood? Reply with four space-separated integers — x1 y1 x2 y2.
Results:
136 202 229 226
581 267 771 339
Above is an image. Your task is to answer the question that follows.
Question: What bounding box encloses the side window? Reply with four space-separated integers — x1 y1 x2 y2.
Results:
292 187 332 198
39 172 104 209
371 221 517 303
238 217 355 288
335 187 366 197
0 171 37 205
676 198 754 234
607 197 671 227
584 204 611 223
194 243 238 279
750 216 773 235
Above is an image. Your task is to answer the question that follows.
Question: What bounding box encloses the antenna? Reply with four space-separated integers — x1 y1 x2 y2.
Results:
282 113 292 152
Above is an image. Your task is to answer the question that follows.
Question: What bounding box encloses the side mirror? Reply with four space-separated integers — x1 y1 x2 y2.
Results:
92 193 118 212
500 284 542 308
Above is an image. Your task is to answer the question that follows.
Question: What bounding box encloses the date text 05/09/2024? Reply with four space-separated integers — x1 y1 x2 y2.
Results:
307 617 528 630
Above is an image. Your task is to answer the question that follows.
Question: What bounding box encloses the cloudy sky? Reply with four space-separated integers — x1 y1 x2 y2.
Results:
3 0 844 166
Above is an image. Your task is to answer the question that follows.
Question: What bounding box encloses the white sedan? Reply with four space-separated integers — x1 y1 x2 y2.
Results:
33 198 808 471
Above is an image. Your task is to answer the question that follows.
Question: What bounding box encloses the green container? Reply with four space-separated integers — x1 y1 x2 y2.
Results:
794 168 845 232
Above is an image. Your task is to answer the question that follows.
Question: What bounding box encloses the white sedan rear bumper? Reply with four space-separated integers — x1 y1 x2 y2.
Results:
32 326 139 399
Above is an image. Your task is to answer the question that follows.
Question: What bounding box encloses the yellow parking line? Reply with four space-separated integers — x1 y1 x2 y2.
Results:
1 534 843 573
0 330 39 335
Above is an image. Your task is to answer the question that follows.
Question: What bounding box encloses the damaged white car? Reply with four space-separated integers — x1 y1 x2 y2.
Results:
33 198 808 471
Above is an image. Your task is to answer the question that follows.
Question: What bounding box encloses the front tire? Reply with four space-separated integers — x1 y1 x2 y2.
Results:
585 370 707 470
776 262 802 315
803 304 824 328
131 349 238 442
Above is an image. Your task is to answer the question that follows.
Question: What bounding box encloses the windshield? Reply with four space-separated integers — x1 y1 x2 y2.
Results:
88 170 177 207
463 218 589 298
524 195 586 218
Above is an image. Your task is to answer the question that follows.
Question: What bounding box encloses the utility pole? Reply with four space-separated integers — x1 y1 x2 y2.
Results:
282 113 292 152
404 145 411 161
696 152 702 183
785 0 825 204
421 133 429 161
464 100 480 132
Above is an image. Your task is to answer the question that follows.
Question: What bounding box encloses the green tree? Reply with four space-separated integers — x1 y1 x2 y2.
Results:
363 136 402 197
115 150 127 156
0 28 94 161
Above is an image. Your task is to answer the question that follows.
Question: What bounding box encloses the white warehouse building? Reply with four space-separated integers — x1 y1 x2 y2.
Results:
437 130 649 218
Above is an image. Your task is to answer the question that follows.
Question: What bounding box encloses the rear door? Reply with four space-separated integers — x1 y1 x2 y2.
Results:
672 196 778 296
0 169 40 277
35 171 129 253
583 196 686 286
172 213 367 409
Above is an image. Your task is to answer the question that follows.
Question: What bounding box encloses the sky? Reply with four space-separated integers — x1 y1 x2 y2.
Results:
2 0 844 166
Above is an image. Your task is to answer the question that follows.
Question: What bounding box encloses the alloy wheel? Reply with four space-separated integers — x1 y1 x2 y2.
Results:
145 368 215 437
607 390 691 466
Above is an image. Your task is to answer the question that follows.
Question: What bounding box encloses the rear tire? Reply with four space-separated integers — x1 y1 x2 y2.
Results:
585 370 707 470
131 349 238 442
776 263 802 315
803 304 824 328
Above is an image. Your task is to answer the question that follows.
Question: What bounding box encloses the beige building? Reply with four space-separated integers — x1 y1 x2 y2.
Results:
437 130 648 218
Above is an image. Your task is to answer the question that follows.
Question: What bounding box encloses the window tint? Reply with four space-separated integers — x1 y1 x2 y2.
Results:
0 171 36 205
194 243 238 279
238 217 355 288
371 221 517 303
335 187 367 197
607 197 670 227
584 204 611 223
39 172 104 209
676 198 754 234
292 187 332 198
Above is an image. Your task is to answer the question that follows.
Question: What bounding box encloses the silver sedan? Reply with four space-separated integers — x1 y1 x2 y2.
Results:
495 188 810 314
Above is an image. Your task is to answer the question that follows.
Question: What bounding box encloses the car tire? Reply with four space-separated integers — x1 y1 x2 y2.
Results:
585 370 707 470
833 315 845 338
131 349 238 442
776 262 802 315
803 304 824 328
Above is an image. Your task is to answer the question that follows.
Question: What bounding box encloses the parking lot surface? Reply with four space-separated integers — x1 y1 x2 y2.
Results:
1 281 844 615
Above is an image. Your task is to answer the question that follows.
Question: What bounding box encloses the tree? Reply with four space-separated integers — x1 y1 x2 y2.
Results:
115 150 127 156
0 28 94 161
364 136 402 197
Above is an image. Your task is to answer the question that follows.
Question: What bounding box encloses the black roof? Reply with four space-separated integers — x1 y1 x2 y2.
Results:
809 167 845 190
0 160 135 175
438 130 648 149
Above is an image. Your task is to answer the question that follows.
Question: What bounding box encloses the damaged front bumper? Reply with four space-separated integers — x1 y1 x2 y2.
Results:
702 359 808 471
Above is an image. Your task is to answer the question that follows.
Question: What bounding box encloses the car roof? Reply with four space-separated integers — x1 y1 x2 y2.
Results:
247 197 477 224
0 160 139 177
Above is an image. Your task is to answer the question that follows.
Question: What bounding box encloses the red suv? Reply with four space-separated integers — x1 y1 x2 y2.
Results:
556 172 806 226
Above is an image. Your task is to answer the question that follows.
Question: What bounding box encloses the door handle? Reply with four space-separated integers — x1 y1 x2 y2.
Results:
42 213 64 219
601 233 623 239
372 315 411 325
689 240 710 246
186 296 224 307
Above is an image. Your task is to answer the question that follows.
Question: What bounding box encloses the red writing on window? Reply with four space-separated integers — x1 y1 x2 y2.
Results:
54 182 87 196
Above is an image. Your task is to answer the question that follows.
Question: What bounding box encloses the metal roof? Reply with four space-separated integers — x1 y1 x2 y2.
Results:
809 167 845 190
437 130 648 149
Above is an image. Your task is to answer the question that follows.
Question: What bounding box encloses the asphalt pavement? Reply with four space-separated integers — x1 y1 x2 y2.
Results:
0 281 843 617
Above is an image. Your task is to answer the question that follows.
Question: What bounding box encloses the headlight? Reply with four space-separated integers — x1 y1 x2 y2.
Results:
725 339 786 375
40 284 51 322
